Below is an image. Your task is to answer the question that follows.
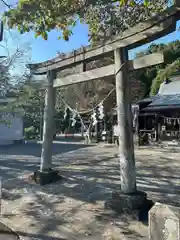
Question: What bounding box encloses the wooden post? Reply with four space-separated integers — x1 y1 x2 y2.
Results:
40 70 56 171
155 114 159 142
39 90 44 141
114 47 136 194
0 21 3 42
95 121 100 143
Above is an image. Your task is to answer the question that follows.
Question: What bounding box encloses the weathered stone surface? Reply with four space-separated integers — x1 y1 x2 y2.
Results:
0 222 19 240
33 170 62 185
149 202 180 240
105 190 147 217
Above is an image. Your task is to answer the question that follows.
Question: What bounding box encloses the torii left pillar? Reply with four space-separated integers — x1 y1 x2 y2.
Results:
34 70 61 185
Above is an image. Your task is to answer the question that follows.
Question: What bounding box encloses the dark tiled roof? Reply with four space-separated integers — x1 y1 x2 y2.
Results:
144 105 180 111
143 94 180 111
137 95 158 103
149 94 180 106
141 75 180 111
158 79 180 95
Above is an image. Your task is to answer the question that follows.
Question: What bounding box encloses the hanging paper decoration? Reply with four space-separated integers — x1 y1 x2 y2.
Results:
71 110 77 127
98 102 105 120
64 107 70 119
161 125 166 131
71 119 76 127
91 111 97 126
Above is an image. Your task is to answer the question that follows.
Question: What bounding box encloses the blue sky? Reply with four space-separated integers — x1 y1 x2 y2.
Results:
0 20 179 78
0 0 179 66
31 20 180 63
1 21 179 64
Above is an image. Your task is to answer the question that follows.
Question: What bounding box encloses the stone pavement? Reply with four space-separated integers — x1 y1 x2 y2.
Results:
0 221 19 240
0 142 179 240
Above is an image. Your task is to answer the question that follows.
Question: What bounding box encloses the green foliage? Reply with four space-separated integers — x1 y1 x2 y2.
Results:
150 59 180 96
0 118 11 127
85 0 168 43
10 81 67 137
135 40 180 97
0 62 12 124
0 62 11 88
24 126 39 139
18 84 44 138
2 81 44 139
2 0 168 42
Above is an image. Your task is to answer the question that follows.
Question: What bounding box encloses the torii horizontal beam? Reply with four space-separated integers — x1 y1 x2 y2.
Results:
32 52 164 88
27 2 180 74
53 53 164 87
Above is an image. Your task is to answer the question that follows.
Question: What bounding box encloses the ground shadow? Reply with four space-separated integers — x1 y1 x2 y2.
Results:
17 231 67 240
0 145 180 239
55 135 84 142
0 142 91 157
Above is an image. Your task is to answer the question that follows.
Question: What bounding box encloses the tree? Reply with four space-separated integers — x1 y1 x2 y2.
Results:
150 59 180 96
0 27 32 124
0 26 31 85
0 60 10 88
1 0 168 42
55 55 115 113
14 81 45 139
135 40 180 97
56 79 116 113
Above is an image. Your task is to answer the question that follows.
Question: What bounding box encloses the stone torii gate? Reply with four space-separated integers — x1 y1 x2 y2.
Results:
28 2 180 212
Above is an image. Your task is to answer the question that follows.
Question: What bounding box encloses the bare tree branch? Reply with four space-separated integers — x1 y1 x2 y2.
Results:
0 27 31 89
0 0 11 8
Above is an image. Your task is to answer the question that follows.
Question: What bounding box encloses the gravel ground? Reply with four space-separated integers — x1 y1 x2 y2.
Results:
0 142 179 240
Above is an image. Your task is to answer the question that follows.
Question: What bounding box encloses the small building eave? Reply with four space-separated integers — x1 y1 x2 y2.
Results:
143 104 180 111
137 95 157 104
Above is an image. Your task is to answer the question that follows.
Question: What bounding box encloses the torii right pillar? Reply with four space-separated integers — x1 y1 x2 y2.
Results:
106 47 147 215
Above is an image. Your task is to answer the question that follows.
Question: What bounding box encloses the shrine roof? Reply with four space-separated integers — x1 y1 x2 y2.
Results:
144 94 180 111
143 105 180 111
158 75 180 95
138 96 157 103
139 73 180 109
149 94 180 106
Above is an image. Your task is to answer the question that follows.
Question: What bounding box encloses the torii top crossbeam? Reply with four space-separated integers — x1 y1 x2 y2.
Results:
28 1 180 75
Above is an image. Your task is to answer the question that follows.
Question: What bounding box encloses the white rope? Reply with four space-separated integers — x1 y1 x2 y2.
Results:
59 86 115 115
56 61 126 115
55 61 126 134
56 87 114 133
61 98 88 130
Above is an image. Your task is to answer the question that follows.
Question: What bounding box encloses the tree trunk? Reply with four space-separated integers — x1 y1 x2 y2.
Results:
114 47 136 194
40 70 56 171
